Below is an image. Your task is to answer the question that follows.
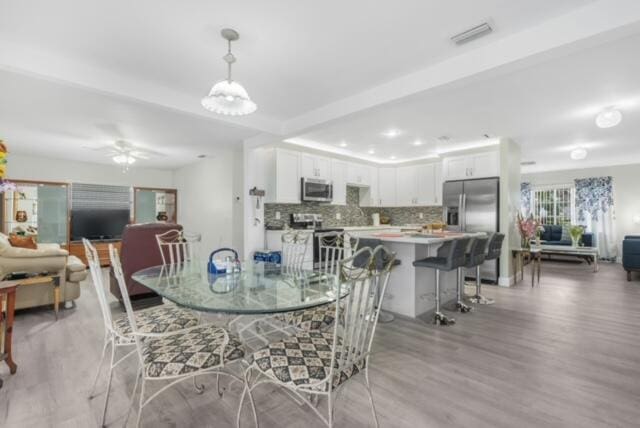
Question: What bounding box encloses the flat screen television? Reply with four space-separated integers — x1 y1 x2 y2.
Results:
71 209 131 241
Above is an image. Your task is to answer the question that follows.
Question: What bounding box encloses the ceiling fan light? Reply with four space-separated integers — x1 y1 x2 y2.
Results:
113 154 136 165
201 79 257 116
595 108 622 128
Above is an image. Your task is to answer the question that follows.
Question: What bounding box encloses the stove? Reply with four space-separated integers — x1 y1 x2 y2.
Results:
290 213 323 230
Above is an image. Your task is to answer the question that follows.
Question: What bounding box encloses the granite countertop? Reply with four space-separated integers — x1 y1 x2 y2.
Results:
266 225 417 232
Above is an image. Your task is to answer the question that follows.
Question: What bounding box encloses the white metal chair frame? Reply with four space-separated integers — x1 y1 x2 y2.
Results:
109 244 245 427
281 231 310 273
155 229 201 267
237 245 396 428
84 238 138 427
316 231 359 276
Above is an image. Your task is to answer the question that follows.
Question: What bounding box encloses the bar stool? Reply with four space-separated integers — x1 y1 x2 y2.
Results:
470 233 505 305
413 237 470 326
456 236 489 313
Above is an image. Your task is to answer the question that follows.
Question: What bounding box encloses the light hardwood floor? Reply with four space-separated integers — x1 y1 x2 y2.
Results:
1 261 640 428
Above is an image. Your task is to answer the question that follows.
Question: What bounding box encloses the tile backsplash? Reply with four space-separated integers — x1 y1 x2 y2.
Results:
264 187 443 227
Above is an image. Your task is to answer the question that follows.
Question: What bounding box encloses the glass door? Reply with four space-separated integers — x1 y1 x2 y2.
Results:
133 188 177 224
1 181 69 244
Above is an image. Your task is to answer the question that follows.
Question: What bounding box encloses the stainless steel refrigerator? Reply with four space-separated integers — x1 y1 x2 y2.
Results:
443 177 500 283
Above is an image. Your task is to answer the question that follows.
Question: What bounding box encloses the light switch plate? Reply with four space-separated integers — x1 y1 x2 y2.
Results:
275 211 281 220
336 213 341 220
419 213 424 219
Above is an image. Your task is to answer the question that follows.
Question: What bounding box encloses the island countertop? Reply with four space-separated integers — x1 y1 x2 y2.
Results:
357 231 486 245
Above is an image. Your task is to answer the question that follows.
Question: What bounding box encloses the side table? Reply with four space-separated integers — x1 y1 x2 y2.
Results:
512 248 542 287
0 280 19 389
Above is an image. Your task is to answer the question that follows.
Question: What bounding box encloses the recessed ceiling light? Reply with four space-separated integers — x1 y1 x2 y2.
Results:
412 140 423 146
367 149 375 155
382 129 401 138
390 155 396 160
595 108 622 128
570 148 588 160
339 141 348 147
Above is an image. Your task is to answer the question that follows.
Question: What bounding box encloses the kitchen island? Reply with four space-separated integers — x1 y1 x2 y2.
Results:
357 231 486 319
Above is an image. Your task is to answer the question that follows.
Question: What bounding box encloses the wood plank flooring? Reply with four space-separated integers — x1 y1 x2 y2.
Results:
1 261 639 427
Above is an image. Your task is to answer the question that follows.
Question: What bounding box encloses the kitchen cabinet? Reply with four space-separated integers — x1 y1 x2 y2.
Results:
442 151 499 181
347 162 370 187
359 165 380 207
300 153 331 180
330 159 348 205
396 166 418 206
416 163 437 205
378 168 397 207
265 148 301 204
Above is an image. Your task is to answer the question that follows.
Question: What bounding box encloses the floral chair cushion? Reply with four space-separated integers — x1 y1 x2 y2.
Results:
276 303 337 332
113 304 199 337
142 325 244 378
251 331 365 392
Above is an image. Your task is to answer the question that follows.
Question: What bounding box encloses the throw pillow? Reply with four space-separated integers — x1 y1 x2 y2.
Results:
8 234 37 250
560 225 571 242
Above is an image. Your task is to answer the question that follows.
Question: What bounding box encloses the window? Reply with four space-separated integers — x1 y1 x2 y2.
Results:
531 185 575 225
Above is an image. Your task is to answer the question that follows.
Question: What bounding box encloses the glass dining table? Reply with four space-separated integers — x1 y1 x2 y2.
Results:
131 261 345 316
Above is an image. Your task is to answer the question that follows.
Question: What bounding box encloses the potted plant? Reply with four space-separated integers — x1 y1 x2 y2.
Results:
569 225 585 247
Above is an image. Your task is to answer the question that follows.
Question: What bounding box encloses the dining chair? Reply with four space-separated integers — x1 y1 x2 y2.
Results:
280 231 360 332
109 244 246 427
238 245 396 428
281 231 310 273
155 229 201 266
84 239 200 427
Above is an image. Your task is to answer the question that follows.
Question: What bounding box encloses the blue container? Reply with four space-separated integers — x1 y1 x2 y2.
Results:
208 248 240 275
253 250 282 264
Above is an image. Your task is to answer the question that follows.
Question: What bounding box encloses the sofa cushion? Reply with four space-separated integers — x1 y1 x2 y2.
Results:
67 255 86 272
0 243 68 258
9 235 37 250
560 225 571 242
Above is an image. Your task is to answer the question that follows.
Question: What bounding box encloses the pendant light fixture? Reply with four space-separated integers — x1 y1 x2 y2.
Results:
201 28 257 116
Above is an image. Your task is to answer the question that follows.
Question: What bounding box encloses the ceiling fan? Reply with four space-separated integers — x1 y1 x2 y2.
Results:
84 140 163 170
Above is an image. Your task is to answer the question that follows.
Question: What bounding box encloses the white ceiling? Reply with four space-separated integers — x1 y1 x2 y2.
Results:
2 0 640 172
290 31 640 172
0 70 255 168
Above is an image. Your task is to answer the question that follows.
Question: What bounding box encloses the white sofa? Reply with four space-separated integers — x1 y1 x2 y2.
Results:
0 234 87 310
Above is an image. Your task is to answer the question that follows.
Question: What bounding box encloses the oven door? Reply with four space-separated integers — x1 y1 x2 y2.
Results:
301 178 333 202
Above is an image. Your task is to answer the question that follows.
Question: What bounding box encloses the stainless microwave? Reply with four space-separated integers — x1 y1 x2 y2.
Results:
301 178 333 202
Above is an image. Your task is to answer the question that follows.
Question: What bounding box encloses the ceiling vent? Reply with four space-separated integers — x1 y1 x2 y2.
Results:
520 161 536 166
451 22 493 45
437 135 451 142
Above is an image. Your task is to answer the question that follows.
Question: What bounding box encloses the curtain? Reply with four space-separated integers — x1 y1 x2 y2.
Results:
520 182 532 217
574 176 617 260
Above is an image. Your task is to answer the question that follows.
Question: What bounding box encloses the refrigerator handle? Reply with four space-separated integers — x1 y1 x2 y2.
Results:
461 193 466 231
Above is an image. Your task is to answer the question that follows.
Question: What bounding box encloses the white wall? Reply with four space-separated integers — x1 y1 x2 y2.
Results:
173 151 236 261
522 163 640 260
499 139 521 286
8 153 173 187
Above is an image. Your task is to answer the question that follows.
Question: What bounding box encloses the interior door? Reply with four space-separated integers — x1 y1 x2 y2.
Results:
443 181 463 231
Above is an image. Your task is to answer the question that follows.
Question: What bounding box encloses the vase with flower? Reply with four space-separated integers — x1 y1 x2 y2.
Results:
517 213 540 250
569 225 585 247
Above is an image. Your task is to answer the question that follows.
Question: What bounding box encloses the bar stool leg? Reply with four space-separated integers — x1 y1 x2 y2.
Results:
469 265 494 305
455 267 471 313
434 269 455 326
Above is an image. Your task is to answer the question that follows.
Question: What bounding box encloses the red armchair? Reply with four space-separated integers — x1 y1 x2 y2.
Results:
109 222 182 302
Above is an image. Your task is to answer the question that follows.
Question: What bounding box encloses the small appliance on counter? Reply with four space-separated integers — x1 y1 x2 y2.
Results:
290 213 323 229
371 213 380 226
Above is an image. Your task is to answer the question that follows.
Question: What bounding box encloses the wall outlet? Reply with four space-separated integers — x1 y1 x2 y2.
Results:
419 213 424 219
275 211 281 220
336 212 341 220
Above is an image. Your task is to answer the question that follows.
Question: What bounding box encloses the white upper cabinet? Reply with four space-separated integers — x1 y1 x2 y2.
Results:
300 153 331 180
347 162 370 187
378 168 397 207
442 151 499 181
360 165 380 207
396 166 418 206
330 159 348 205
265 148 300 204
416 163 437 205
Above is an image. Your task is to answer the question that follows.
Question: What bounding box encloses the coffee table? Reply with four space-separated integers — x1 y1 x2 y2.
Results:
534 244 599 272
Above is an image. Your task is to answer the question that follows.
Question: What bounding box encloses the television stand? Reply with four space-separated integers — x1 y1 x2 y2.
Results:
68 239 122 267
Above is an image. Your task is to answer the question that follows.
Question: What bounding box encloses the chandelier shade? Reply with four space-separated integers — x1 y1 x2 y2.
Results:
201 79 257 116
202 28 256 116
